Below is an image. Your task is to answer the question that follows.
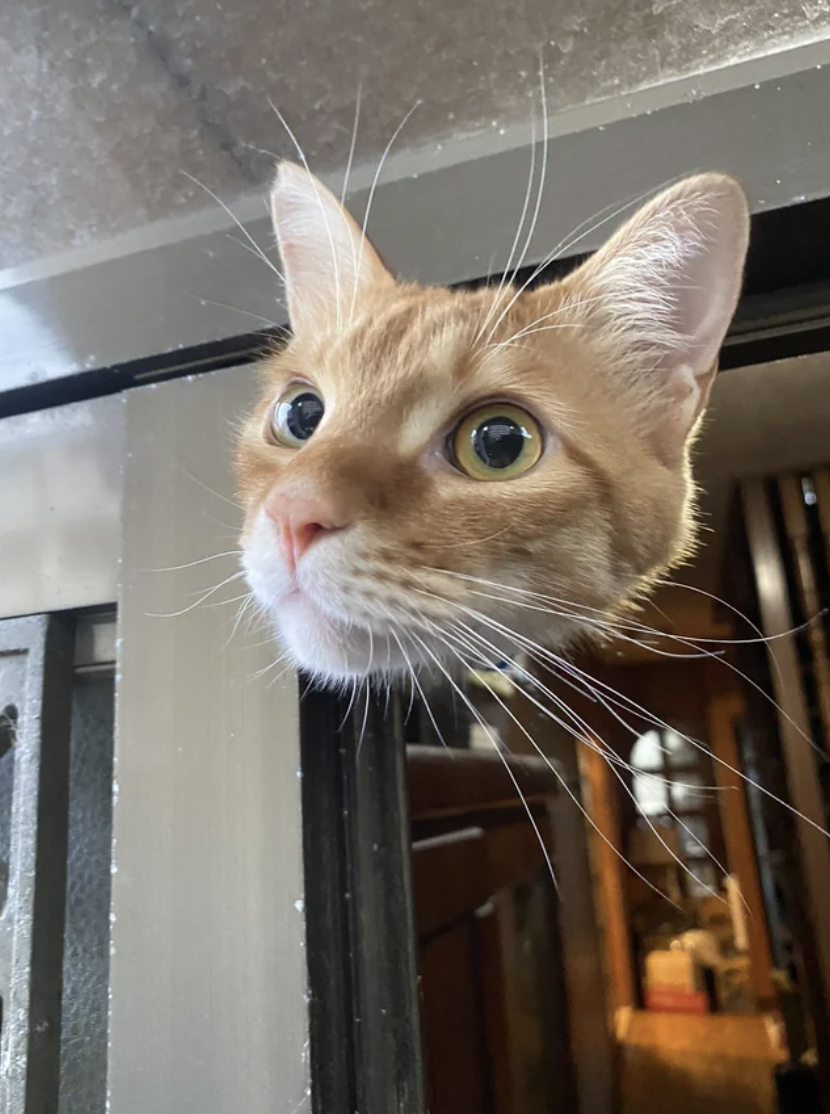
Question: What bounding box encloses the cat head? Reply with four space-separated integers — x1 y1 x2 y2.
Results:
236 163 749 686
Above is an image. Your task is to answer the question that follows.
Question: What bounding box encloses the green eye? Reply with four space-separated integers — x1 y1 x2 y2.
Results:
272 386 325 447
450 403 543 480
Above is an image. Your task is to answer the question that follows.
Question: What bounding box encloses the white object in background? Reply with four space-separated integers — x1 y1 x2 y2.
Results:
726 873 750 952
468 668 515 698
469 723 503 751
678 929 721 969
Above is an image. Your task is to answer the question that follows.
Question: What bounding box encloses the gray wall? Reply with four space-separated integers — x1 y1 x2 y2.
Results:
3 0 830 270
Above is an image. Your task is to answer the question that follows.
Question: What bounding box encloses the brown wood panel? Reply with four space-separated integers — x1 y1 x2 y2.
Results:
419 917 490 1114
407 745 560 822
778 473 830 752
550 776 618 1114
704 683 775 1008
811 466 830 575
484 818 550 895
412 828 488 939
584 745 637 1016
477 900 515 1114
741 478 830 1102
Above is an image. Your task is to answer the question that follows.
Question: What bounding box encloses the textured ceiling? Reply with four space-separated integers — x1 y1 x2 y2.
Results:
3 0 830 269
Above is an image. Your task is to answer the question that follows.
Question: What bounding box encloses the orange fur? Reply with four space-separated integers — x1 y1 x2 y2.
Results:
235 165 749 684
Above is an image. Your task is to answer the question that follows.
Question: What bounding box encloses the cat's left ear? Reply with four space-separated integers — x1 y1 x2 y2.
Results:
270 162 395 337
562 173 750 459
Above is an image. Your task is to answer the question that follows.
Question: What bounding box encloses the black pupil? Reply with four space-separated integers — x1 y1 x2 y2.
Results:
472 416 528 469
286 393 324 440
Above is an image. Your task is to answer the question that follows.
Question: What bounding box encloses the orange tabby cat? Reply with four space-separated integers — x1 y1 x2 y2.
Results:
236 164 749 685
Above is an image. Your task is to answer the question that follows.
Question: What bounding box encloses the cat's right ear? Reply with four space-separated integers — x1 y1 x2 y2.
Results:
270 162 395 337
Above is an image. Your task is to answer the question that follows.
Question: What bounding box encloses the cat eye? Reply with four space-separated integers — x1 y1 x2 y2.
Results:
449 403 543 481
271 385 325 447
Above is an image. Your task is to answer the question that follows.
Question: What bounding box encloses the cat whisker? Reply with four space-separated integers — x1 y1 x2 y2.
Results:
464 586 720 660
415 526 512 549
476 53 552 348
481 322 586 364
426 617 698 909
340 83 363 207
410 584 830 838
256 656 289 682
482 297 603 361
335 85 364 320
417 614 758 910
184 292 283 330
204 591 257 610
181 171 285 285
415 573 718 661
351 99 421 325
356 678 372 761
446 616 724 795
179 467 244 512
144 569 247 619
389 627 450 751
401 624 560 892
141 550 241 574
221 590 261 653
421 567 817 652
474 97 539 343
543 632 830 839
462 585 827 760
339 677 361 732
508 50 550 292
268 100 344 332
651 577 795 690
483 170 695 345
224 234 288 288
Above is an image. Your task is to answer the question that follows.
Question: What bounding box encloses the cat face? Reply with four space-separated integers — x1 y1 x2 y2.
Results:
236 164 749 686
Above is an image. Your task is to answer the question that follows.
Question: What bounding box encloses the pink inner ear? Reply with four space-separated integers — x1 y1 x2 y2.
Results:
270 161 394 336
569 174 750 450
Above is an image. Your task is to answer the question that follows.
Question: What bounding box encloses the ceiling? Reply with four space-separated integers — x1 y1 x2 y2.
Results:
3 0 830 271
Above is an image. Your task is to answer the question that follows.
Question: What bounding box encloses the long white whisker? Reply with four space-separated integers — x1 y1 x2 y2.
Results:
339 677 360 732
412 587 830 838
145 570 247 619
423 568 820 652
475 104 538 343
356 679 371 761
484 171 692 341
141 550 241 574
185 292 283 330
437 619 748 907
450 617 723 794
221 590 258 652
402 626 559 892
341 83 363 206
268 100 344 331
653 577 789 690
426 620 685 908
181 171 285 284
510 49 549 290
390 628 450 751
468 585 825 757
351 100 421 323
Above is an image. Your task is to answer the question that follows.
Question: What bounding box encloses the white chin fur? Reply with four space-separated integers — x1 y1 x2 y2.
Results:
242 510 578 686
242 510 446 684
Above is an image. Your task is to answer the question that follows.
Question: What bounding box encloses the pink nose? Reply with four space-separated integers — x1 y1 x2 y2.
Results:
264 490 348 568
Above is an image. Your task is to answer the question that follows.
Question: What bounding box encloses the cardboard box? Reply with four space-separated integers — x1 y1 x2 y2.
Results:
644 947 710 1014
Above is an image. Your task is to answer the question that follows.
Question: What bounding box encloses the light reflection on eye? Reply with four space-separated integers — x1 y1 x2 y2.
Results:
271 386 325 448
449 403 543 481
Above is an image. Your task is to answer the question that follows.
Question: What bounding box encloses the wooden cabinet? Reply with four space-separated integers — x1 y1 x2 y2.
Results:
407 745 612 1114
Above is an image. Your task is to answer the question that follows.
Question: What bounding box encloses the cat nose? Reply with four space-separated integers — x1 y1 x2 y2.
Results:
265 490 349 566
